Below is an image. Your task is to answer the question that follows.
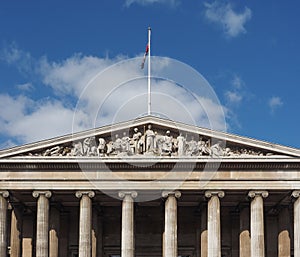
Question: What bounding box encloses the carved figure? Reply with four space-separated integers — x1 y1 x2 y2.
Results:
83 137 91 155
186 136 198 156
112 134 122 154
132 128 143 154
121 132 131 153
145 124 155 153
83 137 97 156
97 138 106 157
210 141 224 157
161 130 173 155
177 133 185 156
71 141 83 156
198 138 210 156
43 146 63 156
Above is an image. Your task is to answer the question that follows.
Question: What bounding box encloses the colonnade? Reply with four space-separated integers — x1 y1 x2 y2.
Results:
0 190 300 256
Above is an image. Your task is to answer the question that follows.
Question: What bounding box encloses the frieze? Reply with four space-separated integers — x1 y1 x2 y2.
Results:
19 124 286 159
1 161 300 171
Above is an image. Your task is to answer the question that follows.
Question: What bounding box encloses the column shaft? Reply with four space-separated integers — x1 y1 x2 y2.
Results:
248 191 268 257
33 191 52 257
162 191 181 257
122 195 134 257
205 191 224 257
119 191 137 257
0 191 9 257
292 191 300 257
76 191 95 257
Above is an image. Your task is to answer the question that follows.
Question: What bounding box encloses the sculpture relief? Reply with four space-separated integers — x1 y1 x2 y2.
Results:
29 124 277 158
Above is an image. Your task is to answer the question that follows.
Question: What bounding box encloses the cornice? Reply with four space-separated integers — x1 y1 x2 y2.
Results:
1 158 300 171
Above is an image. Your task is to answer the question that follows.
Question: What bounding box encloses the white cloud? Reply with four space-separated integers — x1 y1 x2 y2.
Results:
16 82 34 91
0 46 228 148
124 0 179 7
224 74 245 105
269 96 283 113
0 94 85 144
204 1 252 37
0 43 34 74
225 91 242 104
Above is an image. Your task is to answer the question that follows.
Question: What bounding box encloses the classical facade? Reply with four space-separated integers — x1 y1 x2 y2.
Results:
0 116 300 257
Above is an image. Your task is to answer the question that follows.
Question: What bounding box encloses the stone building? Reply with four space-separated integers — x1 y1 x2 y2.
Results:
0 116 300 257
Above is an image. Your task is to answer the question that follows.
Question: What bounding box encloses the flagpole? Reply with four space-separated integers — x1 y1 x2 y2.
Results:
147 27 151 116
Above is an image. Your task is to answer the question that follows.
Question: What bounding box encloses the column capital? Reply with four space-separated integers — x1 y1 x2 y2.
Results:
248 190 268 199
118 191 138 199
292 190 300 198
32 190 52 198
205 190 225 199
75 191 95 199
0 191 9 198
162 190 181 199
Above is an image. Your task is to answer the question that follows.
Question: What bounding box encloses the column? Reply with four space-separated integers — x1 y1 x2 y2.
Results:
118 191 138 257
239 206 250 257
76 191 95 257
0 191 9 257
205 191 224 257
162 191 181 257
32 191 52 257
49 207 60 257
248 191 268 257
292 191 300 257
10 205 22 257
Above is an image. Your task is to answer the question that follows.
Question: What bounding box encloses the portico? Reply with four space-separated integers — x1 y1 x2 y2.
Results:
1 189 299 257
1 116 300 257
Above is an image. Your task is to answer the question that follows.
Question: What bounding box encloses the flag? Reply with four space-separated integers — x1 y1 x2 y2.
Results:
141 44 149 69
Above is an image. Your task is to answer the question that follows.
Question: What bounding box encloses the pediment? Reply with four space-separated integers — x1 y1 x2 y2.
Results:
1 116 300 159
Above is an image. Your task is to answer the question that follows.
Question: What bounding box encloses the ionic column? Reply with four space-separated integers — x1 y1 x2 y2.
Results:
49 207 60 257
32 191 52 257
75 191 95 257
205 191 225 257
0 191 9 257
292 191 300 257
239 206 250 257
162 191 181 257
248 191 268 257
118 191 138 257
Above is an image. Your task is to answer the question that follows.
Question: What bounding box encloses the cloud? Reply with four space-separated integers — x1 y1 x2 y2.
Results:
268 96 283 113
124 0 179 7
0 46 228 149
224 74 245 105
16 82 34 91
225 91 242 104
0 42 35 74
204 1 252 37
0 94 86 144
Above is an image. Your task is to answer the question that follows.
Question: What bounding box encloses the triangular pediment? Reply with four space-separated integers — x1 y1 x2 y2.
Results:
1 116 300 159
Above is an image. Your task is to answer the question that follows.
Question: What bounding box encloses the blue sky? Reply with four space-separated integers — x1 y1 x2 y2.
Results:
0 0 300 150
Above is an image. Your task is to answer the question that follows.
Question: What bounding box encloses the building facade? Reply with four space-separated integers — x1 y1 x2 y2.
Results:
0 116 300 257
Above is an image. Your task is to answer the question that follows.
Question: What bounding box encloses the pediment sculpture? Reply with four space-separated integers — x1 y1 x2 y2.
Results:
24 124 280 158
